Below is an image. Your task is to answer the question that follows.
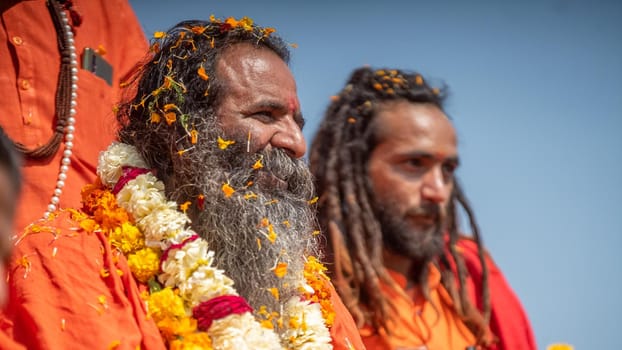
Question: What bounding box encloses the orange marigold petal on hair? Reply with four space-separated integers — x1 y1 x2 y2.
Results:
217 136 235 150
273 262 288 278
153 31 166 39
221 183 235 198
197 65 209 81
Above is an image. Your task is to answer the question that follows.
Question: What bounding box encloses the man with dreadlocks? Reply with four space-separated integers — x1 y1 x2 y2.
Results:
1 17 364 350
310 67 535 350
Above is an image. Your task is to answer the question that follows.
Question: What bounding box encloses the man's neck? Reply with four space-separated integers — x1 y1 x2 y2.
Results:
382 249 427 289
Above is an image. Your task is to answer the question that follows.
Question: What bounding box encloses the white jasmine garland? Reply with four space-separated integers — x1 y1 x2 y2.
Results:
98 142 333 350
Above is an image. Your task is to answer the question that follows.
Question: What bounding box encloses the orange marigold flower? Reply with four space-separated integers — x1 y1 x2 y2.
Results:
224 17 238 28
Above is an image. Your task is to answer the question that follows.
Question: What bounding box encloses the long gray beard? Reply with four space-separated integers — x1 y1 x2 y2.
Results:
165 127 320 325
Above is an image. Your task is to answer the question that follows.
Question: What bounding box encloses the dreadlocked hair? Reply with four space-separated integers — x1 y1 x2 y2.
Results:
116 17 289 183
309 66 493 346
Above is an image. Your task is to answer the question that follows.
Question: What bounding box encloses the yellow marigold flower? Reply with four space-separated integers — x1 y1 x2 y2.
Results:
150 112 161 124
128 248 160 283
164 112 176 126
221 183 235 198
109 222 144 254
170 332 213 349
153 31 166 39
273 262 288 278
217 136 235 150
157 317 197 342
147 288 187 323
197 65 209 81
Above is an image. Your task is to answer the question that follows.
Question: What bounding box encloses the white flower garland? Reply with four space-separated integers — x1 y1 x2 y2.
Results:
97 142 332 349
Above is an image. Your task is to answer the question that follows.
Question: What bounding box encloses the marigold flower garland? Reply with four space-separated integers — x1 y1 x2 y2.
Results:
82 142 333 349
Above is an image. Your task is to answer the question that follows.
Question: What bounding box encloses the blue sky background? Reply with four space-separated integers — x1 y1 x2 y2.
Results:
130 1 622 348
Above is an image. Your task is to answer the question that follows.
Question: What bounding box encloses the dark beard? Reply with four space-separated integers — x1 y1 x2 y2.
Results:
165 125 320 323
377 201 445 268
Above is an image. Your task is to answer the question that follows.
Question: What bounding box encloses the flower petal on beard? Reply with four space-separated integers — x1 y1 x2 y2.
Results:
98 142 148 187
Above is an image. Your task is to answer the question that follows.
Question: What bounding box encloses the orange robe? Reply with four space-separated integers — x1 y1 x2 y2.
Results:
455 238 536 350
1 210 365 349
0 0 148 232
360 264 477 350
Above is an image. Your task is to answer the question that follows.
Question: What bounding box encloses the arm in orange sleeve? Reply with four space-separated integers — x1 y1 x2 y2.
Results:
327 279 367 350
2 212 165 350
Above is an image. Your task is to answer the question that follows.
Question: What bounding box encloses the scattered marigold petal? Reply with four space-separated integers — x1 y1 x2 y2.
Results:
100 268 110 278
312 230 320 236
108 340 121 350
244 192 258 200
197 65 209 80
267 224 277 243
209 14 218 23
330 95 339 102
267 287 279 300
263 27 276 37
180 201 191 213
252 158 263 170
217 136 235 150
190 128 198 144
164 112 176 126
60 318 66 331
150 112 161 123
96 44 107 56
260 218 269 227
256 237 262 250
373 83 383 90
273 262 288 278
347 117 356 124
153 31 166 39
163 103 177 111
282 220 290 228
432 87 440 95
210 37 215 48
197 194 205 210
260 319 274 329
221 183 235 198
308 197 318 204
191 26 206 34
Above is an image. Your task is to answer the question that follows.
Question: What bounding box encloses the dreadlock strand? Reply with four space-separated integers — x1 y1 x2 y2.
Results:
455 182 492 324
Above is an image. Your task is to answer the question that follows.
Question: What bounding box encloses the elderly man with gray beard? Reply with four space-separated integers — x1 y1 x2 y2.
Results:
1 17 364 350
